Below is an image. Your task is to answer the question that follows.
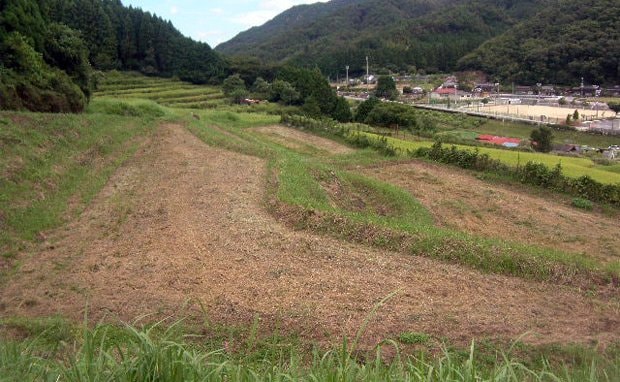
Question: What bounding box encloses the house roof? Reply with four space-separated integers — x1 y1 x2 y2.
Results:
433 87 458 95
477 135 521 146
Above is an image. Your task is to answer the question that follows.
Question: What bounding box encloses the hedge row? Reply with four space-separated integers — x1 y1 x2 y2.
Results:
281 114 396 156
281 115 620 206
410 142 620 205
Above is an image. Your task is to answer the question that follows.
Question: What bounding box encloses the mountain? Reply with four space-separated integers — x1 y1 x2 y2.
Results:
216 0 549 77
458 0 620 85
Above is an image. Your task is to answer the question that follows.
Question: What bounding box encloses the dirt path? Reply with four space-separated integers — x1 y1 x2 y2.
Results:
360 161 620 264
1 124 618 348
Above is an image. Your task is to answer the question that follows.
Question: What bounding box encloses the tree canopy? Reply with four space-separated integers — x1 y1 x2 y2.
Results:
375 76 398 100
1 0 228 112
530 126 554 153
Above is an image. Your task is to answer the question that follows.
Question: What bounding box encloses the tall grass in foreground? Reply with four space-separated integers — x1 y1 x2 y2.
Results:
1 321 618 381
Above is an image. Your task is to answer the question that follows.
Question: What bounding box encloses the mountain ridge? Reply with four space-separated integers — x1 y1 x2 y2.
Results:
216 0 618 85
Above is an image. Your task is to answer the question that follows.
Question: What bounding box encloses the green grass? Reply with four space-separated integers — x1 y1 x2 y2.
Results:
1 317 618 382
6 70 616 287
3 71 620 380
398 332 431 345
362 133 620 184
0 101 159 263
94 71 227 109
185 113 620 287
85 97 167 117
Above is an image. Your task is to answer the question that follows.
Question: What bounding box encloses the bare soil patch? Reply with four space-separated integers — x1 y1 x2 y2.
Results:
1 124 618 348
472 104 611 122
253 125 354 155
360 161 620 264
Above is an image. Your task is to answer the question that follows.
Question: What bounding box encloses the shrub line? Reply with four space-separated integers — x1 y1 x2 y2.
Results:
281 114 620 206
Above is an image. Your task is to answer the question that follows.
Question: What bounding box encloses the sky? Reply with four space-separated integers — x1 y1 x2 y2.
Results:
121 0 329 48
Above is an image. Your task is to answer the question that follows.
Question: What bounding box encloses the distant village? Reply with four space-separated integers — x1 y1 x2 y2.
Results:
337 74 620 138
335 73 620 160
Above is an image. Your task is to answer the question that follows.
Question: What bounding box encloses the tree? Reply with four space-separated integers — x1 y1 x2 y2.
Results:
43 23 92 98
365 102 421 132
0 32 87 113
302 96 322 117
530 126 553 152
375 75 398 100
252 77 270 99
572 109 580 121
230 88 249 104
278 66 336 113
270 80 299 105
331 96 352 122
223 74 246 96
355 96 379 122
608 102 620 114
0 0 47 51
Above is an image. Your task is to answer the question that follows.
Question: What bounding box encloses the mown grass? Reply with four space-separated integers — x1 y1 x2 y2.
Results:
0 99 161 266
183 110 620 287
1 317 618 382
2 71 619 380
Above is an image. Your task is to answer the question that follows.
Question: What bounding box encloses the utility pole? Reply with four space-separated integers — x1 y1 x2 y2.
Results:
495 82 500 105
366 56 369 93
455 84 458 108
345 65 349 90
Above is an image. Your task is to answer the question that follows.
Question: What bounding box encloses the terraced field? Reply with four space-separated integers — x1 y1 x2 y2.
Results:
360 132 620 184
3 72 620 380
94 71 227 109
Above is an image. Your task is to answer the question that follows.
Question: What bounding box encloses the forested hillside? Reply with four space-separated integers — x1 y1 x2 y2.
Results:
458 0 620 85
216 0 548 77
0 0 227 112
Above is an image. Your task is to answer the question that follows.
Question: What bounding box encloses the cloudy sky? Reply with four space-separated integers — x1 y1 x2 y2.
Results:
121 0 329 48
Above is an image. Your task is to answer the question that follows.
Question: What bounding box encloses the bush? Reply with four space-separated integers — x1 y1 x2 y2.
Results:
413 141 509 173
364 102 432 134
572 197 593 210
519 162 564 189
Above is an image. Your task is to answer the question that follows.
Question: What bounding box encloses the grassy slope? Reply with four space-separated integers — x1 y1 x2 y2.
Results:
187 111 620 287
0 102 163 261
2 72 619 380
